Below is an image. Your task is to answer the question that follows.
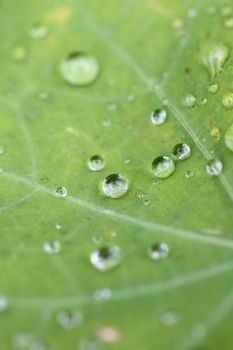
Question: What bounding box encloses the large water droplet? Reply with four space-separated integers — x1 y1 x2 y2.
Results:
152 156 175 178
57 311 83 329
222 92 233 109
172 143 191 160
206 159 223 176
29 23 48 39
44 241 61 254
208 83 219 94
90 246 121 272
88 155 105 172
225 124 233 151
151 109 167 125
102 174 128 199
56 186 67 197
149 242 169 261
200 42 229 78
183 94 197 108
60 52 99 86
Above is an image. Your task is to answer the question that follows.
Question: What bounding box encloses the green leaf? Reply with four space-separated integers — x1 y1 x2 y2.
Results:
1 0 233 349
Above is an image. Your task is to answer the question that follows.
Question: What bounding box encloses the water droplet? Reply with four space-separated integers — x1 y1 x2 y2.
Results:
44 241 61 254
136 190 146 200
149 242 169 261
0 295 7 311
208 83 219 94
187 8 198 18
12 44 27 61
96 326 121 343
222 92 233 109
200 42 229 78
102 174 128 199
102 118 111 127
127 94 134 102
183 94 197 108
57 311 83 329
107 102 117 111
172 143 191 160
210 126 221 142
224 16 233 27
94 288 112 300
0 146 4 155
225 124 233 151
151 109 167 125
185 170 194 178
88 155 105 172
55 223 62 230
152 156 175 179
90 246 121 272
144 199 150 206
12 332 33 349
60 52 99 86
56 186 67 197
201 97 208 105
124 158 131 164
161 310 179 326
192 324 206 340
29 23 48 39
206 159 223 176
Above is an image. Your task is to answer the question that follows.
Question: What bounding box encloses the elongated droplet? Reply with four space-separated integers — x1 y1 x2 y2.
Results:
173 143 191 160
200 42 229 78
60 52 99 86
222 92 233 109
206 159 223 176
44 241 61 254
149 243 169 261
90 246 121 272
88 155 105 171
151 109 167 125
152 156 175 178
56 186 67 197
102 174 128 198
225 124 233 151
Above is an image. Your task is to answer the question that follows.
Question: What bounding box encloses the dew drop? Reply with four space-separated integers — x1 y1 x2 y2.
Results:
13 44 27 61
96 326 121 343
149 242 169 261
0 295 7 312
57 310 83 330
210 126 221 142
208 83 219 94
90 246 121 272
94 288 112 300
172 143 191 160
183 94 197 108
224 16 233 27
124 158 131 164
200 42 229 78
56 186 67 197
102 174 128 199
151 109 167 125
29 23 48 39
102 118 111 127
44 240 61 254
55 223 62 230
206 159 223 176
152 156 175 179
225 124 233 151
88 155 105 172
60 52 99 86
185 170 194 178
222 92 233 109
136 190 146 200
161 310 179 326
201 97 208 105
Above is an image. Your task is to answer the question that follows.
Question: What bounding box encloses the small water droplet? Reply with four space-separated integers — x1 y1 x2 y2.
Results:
187 8 198 18
127 94 134 102
192 324 206 340
136 190 146 200
90 246 121 272
225 124 233 151
210 126 221 142
206 159 223 176
29 23 48 39
185 170 194 178
151 109 167 125
224 16 233 27
222 92 233 109
12 44 27 61
96 326 121 343
0 146 4 155
102 174 128 199
144 199 150 206
107 102 117 111
149 242 169 261
201 97 208 105
172 143 191 160
55 223 62 230
152 156 175 178
56 186 67 197
88 155 105 172
0 295 7 312
208 83 219 94
94 288 112 300
44 240 61 254
183 94 197 108
200 42 229 78
102 118 111 127
12 332 33 349
57 310 83 329
60 52 99 86
124 158 131 164
161 310 179 326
